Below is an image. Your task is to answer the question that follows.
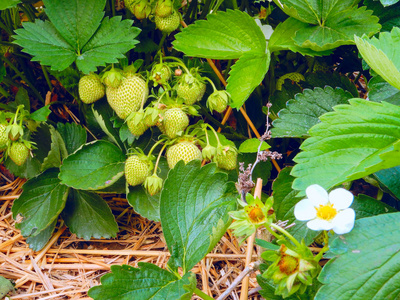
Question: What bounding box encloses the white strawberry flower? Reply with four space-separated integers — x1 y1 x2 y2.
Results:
294 184 356 234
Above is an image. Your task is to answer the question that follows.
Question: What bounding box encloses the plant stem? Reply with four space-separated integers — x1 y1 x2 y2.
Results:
270 223 302 248
194 288 215 300
147 139 166 158
158 33 167 52
41 65 53 92
153 143 167 174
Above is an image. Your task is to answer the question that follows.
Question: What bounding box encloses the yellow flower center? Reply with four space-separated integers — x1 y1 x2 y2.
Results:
248 205 265 224
316 203 337 221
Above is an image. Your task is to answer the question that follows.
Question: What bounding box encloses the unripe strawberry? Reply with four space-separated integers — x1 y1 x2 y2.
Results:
102 68 124 88
143 107 161 127
163 108 189 138
207 90 230 113
125 155 151 186
79 74 105 104
143 174 163 196
134 1 152 19
155 10 180 34
151 63 171 85
155 0 173 17
166 141 202 169
127 118 148 137
215 146 237 170
0 124 8 150
9 141 29 166
276 72 305 91
176 76 206 105
106 74 148 119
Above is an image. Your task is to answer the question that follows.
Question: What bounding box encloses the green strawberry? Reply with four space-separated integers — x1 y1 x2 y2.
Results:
166 140 202 169
155 0 173 17
206 90 230 113
215 146 237 170
79 74 105 104
127 112 148 137
163 108 189 138
9 141 29 166
102 67 124 88
125 155 151 186
176 75 206 105
106 74 148 119
276 72 305 91
0 124 8 150
155 9 180 34
143 106 161 127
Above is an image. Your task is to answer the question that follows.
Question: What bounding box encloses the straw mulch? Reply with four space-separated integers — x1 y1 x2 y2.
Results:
0 172 263 299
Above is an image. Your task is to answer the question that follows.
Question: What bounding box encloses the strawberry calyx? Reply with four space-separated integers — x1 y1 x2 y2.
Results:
101 67 124 88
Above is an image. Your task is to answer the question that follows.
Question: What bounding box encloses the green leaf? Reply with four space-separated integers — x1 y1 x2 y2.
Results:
127 157 169 222
43 0 106 51
4 156 41 179
351 194 397 218
12 168 69 237
272 167 318 245
355 27 400 90
15 87 30 112
316 212 400 300
291 99 400 195
13 20 76 71
62 189 118 240
41 125 68 171
0 276 14 299
363 0 400 32
0 0 20 10
173 9 266 59
59 140 125 190
268 18 333 56
238 138 270 153
88 263 196 300
26 219 56 251
368 76 400 105
160 161 237 273
57 122 87 155
227 52 270 108
30 105 51 122
269 81 303 116
374 166 400 200
92 98 125 150
271 87 352 138
76 16 140 74
293 6 380 51
304 72 359 98
380 0 400 6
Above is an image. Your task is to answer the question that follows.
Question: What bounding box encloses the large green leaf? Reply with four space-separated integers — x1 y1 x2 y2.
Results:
127 157 169 222
57 122 87 155
291 99 400 195
43 0 106 50
364 0 400 32
227 52 270 108
355 27 400 90
374 166 400 200
4 156 41 179
12 168 69 237
272 167 318 245
173 9 266 59
62 189 118 240
316 213 400 300
351 194 397 218
304 72 359 98
41 125 68 171
0 276 14 299
160 161 237 273
59 140 125 190
13 6 140 73
88 263 196 300
0 0 20 10
26 219 57 251
76 16 140 74
368 76 400 105
268 17 333 56
271 87 352 138
293 6 380 51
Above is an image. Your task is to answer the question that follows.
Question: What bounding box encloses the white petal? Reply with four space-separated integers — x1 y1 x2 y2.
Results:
307 219 333 231
306 184 329 206
294 199 317 221
329 188 354 210
331 208 355 234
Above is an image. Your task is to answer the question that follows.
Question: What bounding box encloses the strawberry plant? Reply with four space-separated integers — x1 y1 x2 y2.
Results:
2 0 400 299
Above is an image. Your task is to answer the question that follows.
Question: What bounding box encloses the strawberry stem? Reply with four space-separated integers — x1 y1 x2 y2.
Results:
152 143 168 175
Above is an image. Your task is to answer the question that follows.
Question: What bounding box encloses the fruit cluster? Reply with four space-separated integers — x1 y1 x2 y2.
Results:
78 55 235 195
